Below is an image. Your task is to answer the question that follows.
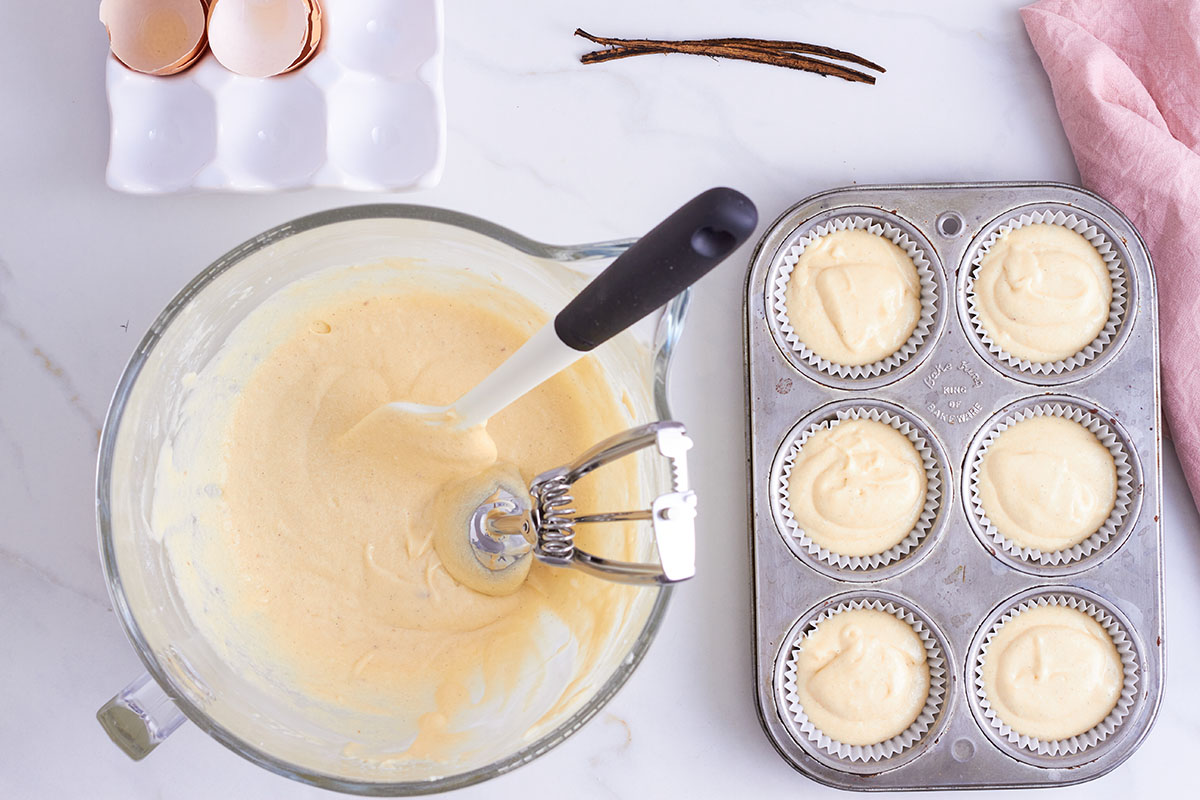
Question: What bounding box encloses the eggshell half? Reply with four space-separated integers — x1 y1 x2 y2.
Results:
207 0 316 78
99 0 209 76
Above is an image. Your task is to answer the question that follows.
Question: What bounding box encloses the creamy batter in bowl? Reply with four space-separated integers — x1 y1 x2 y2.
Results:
96 206 687 793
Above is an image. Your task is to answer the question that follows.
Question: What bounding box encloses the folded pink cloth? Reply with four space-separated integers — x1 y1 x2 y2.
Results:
1022 0 1200 509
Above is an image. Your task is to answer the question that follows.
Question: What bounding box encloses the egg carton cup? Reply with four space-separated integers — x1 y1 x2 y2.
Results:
104 0 445 193
973 593 1139 757
771 215 938 380
781 597 947 762
965 209 1127 375
968 402 1134 566
776 406 942 571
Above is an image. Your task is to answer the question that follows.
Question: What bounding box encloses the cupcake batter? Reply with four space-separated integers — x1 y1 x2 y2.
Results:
973 223 1112 363
793 608 930 746
981 604 1123 741
978 415 1116 552
783 228 921 367
152 262 650 771
786 419 927 558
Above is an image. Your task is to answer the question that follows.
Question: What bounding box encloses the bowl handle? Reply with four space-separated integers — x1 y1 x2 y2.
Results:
97 671 187 760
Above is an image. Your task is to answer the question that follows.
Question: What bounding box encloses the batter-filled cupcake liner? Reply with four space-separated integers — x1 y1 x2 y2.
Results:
966 209 1127 375
973 593 1139 756
782 598 947 762
777 406 942 570
968 402 1134 566
771 215 938 379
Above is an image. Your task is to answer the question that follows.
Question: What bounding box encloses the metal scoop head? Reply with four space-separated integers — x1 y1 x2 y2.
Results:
465 421 697 586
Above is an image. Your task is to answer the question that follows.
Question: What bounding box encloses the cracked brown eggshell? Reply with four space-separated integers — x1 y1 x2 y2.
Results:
206 0 323 78
99 0 209 76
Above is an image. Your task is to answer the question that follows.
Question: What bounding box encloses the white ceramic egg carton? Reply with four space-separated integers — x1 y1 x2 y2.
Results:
105 0 444 193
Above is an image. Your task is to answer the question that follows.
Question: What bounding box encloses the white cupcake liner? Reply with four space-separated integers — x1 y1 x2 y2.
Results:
966 209 1127 374
771 215 938 379
968 402 1134 566
777 407 942 570
782 598 947 762
974 593 1139 756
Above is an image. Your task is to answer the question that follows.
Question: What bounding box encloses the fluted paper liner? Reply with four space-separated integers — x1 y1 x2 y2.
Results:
966 209 1127 375
772 215 938 379
968 402 1134 566
777 407 942 569
974 594 1139 756
782 598 947 762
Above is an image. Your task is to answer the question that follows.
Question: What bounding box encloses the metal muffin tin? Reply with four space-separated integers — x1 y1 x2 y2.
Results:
744 182 1163 790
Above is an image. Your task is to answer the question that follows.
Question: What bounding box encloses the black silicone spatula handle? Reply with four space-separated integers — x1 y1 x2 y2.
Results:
554 187 758 352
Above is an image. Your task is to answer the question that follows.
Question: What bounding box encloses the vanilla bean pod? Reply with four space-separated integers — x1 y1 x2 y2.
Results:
575 29 884 85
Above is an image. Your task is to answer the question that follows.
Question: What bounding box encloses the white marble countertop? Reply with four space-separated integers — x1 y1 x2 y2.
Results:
2 1 1197 798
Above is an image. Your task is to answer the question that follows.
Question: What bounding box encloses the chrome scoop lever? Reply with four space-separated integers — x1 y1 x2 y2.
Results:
469 421 697 585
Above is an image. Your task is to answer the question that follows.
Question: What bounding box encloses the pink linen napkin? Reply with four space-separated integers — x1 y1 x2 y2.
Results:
1022 0 1200 509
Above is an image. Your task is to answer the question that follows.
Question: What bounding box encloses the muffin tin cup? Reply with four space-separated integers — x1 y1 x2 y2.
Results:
970 591 1140 761
780 596 949 765
965 208 1128 376
774 405 943 572
966 400 1137 568
771 215 939 381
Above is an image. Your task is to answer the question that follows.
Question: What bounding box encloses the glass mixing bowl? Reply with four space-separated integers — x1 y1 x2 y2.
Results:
95 205 689 794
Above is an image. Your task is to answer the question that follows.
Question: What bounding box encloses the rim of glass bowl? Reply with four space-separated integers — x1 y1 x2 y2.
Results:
95 203 688 795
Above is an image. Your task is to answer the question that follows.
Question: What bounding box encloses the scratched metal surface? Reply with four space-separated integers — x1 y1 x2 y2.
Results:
743 183 1163 790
